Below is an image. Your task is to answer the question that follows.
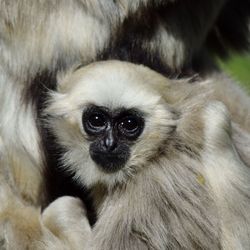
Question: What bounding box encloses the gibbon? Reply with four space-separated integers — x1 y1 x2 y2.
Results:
0 0 249 206
0 0 250 248
43 60 250 249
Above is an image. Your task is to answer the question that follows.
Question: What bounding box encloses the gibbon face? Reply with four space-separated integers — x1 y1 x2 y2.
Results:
46 61 177 187
82 104 145 172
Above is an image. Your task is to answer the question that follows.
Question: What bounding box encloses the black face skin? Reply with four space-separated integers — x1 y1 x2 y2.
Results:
82 105 145 173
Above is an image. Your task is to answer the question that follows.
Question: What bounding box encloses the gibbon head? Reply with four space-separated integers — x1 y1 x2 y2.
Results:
46 61 178 187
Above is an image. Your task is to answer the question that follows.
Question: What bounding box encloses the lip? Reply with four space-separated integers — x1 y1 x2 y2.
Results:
90 151 129 173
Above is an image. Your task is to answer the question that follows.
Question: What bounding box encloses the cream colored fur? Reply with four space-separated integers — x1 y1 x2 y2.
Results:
44 61 250 249
0 2 112 247
0 180 91 249
0 1 249 248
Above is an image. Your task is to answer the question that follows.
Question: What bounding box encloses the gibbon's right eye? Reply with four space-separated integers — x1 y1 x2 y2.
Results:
88 113 106 128
82 109 108 135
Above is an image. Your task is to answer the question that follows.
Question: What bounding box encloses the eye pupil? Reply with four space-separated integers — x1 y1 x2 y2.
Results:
120 117 138 132
117 113 144 139
88 114 106 128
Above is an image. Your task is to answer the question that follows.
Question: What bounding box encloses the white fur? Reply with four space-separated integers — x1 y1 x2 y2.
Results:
47 61 250 249
0 186 90 250
202 102 250 249
0 66 43 205
47 61 177 187
0 1 112 79
0 1 249 248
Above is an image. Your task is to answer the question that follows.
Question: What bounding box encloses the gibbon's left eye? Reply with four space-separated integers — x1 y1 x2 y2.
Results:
117 115 144 139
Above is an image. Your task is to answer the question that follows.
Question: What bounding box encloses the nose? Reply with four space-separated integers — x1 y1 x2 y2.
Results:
104 130 117 152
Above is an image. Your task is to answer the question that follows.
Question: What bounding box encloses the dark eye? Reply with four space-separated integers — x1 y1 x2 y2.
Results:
88 113 106 128
118 115 144 139
82 109 108 135
119 117 139 132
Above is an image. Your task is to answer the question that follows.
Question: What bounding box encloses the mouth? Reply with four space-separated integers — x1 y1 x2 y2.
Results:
90 151 130 173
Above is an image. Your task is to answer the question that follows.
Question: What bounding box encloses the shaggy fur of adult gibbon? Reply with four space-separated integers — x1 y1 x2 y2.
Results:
42 60 250 249
0 0 250 249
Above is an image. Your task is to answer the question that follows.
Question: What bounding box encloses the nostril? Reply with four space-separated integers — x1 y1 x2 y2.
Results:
104 135 117 151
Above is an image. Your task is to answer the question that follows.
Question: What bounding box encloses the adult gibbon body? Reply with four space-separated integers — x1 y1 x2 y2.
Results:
44 60 250 249
0 0 250 248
